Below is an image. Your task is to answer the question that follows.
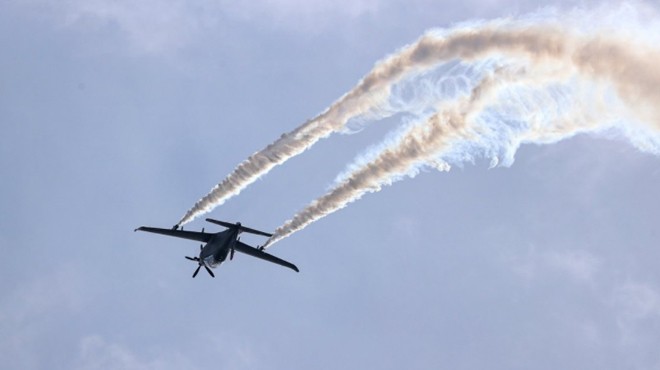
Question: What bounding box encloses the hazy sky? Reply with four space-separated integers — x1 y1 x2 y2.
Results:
2 1 659 369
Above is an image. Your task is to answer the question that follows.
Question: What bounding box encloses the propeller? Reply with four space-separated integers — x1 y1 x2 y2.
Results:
188 260 215 278
204 264 215 277
186 244 215 278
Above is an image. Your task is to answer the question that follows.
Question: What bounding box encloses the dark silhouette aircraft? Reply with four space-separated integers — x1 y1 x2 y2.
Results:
135 218 298 277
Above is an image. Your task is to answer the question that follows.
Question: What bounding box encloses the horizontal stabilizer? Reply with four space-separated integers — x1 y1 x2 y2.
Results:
205 218 273 237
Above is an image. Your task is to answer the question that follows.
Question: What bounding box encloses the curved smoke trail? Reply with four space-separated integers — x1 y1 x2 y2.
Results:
264 66 529 246
178 5 660 227
265 59 660 246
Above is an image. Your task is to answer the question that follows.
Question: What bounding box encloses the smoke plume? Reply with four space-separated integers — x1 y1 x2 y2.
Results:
178 6 660 229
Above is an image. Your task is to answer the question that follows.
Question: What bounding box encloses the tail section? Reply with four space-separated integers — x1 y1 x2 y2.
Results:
205 218 273 238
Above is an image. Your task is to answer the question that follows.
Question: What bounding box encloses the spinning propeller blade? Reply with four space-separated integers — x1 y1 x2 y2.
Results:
192 265 201 278
204 263 215 278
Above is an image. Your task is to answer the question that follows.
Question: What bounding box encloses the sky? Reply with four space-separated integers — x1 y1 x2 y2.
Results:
1 0 660 369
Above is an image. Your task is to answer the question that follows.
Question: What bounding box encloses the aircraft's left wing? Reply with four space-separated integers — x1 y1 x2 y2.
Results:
134 226 213 243
234 241 299 272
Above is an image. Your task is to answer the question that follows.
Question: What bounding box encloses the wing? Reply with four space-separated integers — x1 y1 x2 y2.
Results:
233 241 299 272
134 226 213 243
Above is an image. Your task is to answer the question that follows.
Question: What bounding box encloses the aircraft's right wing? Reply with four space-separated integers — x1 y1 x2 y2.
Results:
134 226 213 243
233 241 299 272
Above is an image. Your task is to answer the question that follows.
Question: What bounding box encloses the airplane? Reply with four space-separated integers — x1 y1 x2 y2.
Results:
134 218 299 278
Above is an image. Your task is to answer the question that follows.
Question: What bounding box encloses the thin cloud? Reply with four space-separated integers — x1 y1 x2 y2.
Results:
613 283 660 321
544 250 601 283
74 335 196 370
20 0 381 53
22 0 216 53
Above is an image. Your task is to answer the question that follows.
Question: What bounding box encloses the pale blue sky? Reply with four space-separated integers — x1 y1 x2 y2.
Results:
2 1 659 369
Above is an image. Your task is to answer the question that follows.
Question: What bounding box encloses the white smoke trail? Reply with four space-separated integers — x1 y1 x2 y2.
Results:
178 4 660 227
264 66 530 245
265 58 660 246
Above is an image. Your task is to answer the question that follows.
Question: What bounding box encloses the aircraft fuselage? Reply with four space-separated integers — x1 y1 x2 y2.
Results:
200 227 240 268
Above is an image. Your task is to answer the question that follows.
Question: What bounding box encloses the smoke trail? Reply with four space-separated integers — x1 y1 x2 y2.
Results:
178 6 660 226
264 67 529 246
265 59 660 246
